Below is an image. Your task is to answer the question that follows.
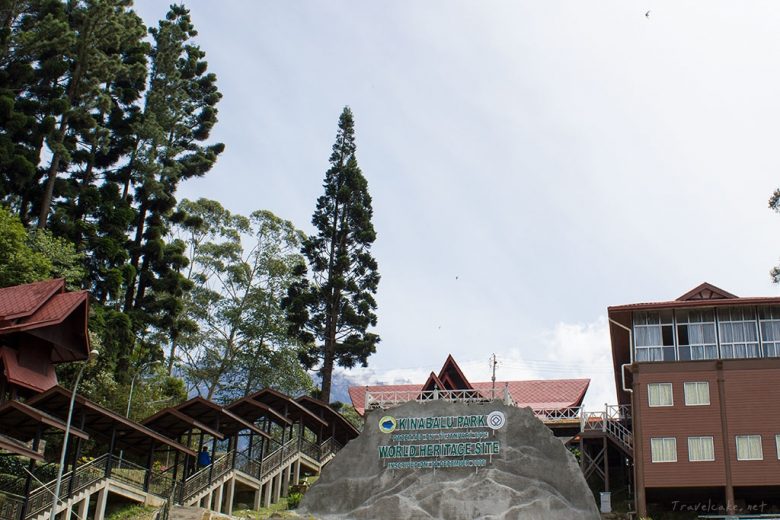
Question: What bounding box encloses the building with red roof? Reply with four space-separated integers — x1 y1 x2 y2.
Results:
0 278 90 400
607 282 780 516
348 355 590 439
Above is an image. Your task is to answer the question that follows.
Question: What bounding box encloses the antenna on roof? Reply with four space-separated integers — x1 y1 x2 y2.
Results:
490 353 498 399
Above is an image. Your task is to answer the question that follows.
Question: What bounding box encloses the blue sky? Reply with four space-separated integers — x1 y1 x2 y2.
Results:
134 1 780 408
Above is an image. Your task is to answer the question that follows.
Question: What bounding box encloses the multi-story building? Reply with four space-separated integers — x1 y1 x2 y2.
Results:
608 282 780 516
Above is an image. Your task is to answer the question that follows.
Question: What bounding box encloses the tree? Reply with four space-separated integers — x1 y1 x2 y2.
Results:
284 107 380 403
174 199 313 402
0 205 84 287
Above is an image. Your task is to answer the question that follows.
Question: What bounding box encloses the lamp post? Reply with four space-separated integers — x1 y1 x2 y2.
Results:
118 361 160 464
126 360 161 419
48 348 99 520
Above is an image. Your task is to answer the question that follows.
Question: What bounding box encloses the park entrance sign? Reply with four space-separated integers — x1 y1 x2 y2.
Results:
377 411 504 469
301 401 599 520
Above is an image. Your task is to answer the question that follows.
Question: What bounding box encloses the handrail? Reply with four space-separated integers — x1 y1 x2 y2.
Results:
180 452 233 503
534 406 582 422
0 490 25 520
25 454 110 520
365 389 497 410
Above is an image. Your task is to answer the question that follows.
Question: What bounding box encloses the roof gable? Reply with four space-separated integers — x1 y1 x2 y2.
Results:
436 354 473 390
676 282 737 302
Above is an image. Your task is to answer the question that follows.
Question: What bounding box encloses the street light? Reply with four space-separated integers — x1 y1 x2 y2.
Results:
48 348 99 520
126 360 161 419
118 361 161 463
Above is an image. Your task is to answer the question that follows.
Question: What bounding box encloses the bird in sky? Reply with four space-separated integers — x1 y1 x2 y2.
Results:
645 10 651 18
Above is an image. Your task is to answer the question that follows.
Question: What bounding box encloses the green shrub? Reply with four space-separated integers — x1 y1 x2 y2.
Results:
287 491 303 509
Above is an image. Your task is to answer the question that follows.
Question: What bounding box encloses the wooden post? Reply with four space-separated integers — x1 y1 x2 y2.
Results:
143 441 155 492
105 427 117 477
603 436 610 492
20 424 42 520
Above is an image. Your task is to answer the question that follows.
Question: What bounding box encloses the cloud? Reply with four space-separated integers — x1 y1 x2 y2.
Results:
336 316 617 412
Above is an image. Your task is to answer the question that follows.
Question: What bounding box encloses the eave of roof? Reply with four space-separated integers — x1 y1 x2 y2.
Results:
27 386 196 457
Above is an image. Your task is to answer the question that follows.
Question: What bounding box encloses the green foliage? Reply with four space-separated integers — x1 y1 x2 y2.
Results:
0 206 85 288
330 401 364 430
284 107 380 402
286 491 303 509
104 504 156 520
0 3 224 397
173 199 313 402
0 206 50 286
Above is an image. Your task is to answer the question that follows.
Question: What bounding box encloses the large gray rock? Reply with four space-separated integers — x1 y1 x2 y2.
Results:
300 401 600 520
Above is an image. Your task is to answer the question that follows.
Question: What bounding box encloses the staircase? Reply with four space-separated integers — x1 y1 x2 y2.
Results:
581 405 633 456
0 437 343 520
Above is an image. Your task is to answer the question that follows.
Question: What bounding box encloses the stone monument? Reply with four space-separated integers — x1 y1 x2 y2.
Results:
300 400 600 520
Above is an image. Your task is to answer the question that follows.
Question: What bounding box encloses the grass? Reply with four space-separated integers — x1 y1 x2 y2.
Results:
104 504 157 520
232 495 318 520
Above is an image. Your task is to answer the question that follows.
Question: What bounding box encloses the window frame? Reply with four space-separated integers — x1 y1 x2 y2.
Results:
687 436 715 462
683 381 710 406
735 435 763 461
650 437 677 463
647 382 674 407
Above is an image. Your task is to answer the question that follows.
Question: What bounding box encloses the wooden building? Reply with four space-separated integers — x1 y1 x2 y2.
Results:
608 282 780 516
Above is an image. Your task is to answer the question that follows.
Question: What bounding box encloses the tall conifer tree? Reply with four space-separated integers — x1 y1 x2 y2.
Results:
285 107 380 403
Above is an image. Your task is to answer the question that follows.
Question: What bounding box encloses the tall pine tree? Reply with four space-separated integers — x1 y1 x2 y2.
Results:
284 107 380 403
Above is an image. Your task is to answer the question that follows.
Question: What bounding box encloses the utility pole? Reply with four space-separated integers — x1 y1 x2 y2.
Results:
490 353 498 399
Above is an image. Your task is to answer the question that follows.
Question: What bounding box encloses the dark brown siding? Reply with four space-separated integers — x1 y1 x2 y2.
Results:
634 359 780 489
723 368 780 486
636 365 725 488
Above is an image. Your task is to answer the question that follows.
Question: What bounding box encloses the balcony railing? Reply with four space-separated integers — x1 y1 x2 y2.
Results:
365 388 514 410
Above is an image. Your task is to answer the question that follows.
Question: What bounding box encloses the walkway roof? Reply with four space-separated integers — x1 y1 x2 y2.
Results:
226 397 292 428
163 397 270 439
0 400 89 442
247 388 327 431
296 396 360 445
142 407 226 441
0 433 44 460
27 386 196 457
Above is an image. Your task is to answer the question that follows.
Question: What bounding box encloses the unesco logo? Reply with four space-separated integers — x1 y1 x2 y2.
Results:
379 416 397 433
487 411 506 430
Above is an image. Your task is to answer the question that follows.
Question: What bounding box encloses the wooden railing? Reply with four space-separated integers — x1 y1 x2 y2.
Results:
24 454 108 520
0 491 24 520
2 434 347 520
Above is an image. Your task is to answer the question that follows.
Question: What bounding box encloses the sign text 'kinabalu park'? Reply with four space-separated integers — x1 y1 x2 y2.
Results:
377 411 506 469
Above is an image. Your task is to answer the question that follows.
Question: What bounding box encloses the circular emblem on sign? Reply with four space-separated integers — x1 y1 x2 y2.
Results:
379 416 397 433
487 411 506 430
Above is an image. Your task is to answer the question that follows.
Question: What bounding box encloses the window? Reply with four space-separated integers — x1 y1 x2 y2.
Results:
648 383 673 407
634 311 676 362
688 436 715 462
736 435 763 461
677 309 718 360
718 308 760 358
759 307 780 358
776 435 780 460
683 382 710 406
651 437 677 462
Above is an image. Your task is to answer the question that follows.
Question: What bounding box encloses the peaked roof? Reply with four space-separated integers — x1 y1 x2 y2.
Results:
0 279 64 321
435 354 474 390
676 282 737 301
0 279 90 364
607 283 780 405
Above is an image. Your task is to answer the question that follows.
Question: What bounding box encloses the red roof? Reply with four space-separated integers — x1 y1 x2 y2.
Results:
0 279 63 321
607 282 780 313
348 379 590 416
0 346 56 393
0 279 90 366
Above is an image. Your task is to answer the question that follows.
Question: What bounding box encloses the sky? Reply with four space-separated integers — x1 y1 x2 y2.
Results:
134 1 780 409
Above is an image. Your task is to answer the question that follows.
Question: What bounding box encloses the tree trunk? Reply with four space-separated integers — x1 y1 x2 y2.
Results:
37 117 68 228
